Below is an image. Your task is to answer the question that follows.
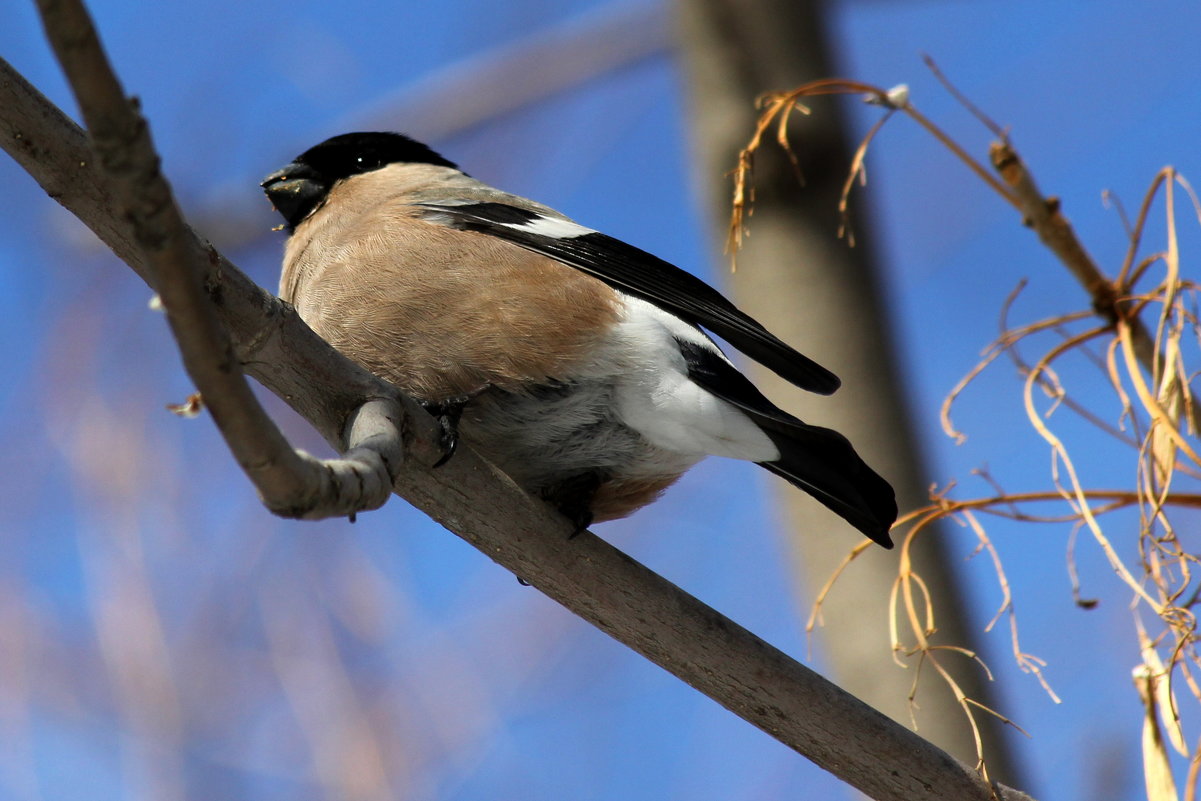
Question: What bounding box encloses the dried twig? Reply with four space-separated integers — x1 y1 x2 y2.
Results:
989 142 1161 375
740 62 1201 797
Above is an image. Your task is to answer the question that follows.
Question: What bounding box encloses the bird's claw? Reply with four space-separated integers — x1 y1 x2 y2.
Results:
420 399 463 467
546 470 604 538
430 416 459 468
420 385 490 468
567 509 594 539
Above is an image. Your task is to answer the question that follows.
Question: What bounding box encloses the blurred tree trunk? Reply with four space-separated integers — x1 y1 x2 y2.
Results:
674 0 1023 786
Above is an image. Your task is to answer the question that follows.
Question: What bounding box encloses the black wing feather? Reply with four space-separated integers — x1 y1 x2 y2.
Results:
417 202 841 395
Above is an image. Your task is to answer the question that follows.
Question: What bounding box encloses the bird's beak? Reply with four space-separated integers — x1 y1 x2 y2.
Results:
261 161 326 228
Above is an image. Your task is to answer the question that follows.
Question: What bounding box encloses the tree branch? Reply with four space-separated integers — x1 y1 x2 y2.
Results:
0 17 1035 801
33 0 408 519
989 141 1159 371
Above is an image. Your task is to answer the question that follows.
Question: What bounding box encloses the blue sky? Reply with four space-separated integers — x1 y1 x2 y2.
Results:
3 1 1201 799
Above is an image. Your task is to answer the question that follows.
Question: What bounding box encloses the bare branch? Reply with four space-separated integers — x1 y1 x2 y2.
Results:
0 54 432 465
989 141 1159 371
31 0 406 519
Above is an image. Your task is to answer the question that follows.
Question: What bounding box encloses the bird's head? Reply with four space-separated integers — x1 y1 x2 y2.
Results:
261 131 457 230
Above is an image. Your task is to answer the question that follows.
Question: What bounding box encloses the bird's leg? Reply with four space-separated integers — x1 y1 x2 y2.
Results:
420 384 490 468
545 470 609 538
421 400 463 468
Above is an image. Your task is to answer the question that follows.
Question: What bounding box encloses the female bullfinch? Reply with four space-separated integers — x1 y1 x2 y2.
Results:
262 132 896 546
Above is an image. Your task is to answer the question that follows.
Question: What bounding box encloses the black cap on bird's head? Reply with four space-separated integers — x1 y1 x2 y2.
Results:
261 132 458 230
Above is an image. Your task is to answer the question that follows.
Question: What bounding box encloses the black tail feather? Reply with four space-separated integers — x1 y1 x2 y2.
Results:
757 422 897 548
663 332 896 545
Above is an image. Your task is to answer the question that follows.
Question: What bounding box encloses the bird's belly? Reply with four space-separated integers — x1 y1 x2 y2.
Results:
460 381 701 522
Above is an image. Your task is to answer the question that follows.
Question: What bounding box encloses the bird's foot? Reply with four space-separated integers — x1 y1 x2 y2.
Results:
566 508 594 539
420 385 490 468
546 470 606 538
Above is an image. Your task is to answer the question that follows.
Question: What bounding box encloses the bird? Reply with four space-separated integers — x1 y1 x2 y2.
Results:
261 132 897 547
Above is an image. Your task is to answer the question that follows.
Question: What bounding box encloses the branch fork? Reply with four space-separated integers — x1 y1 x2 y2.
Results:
35 0 411 522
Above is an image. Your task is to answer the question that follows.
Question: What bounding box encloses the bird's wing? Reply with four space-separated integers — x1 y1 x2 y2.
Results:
414 200 841 396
